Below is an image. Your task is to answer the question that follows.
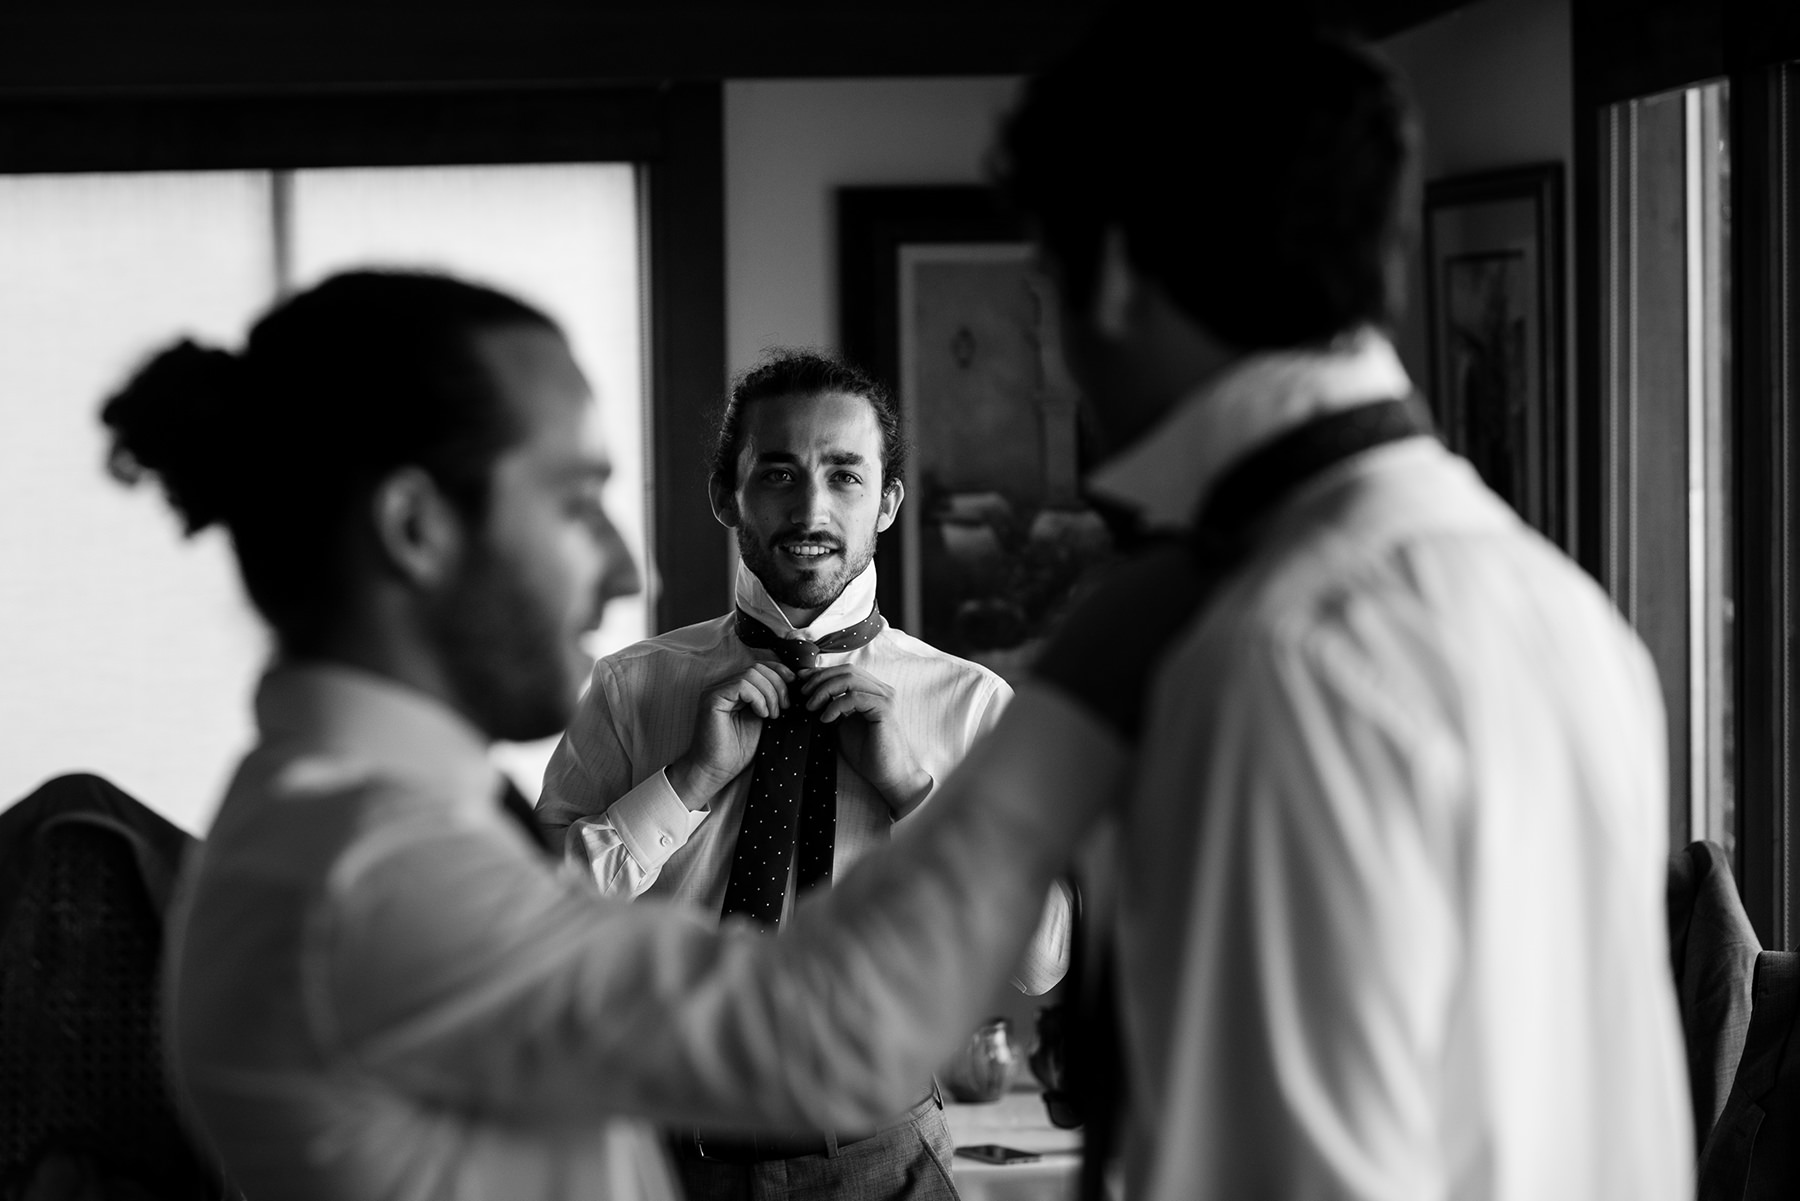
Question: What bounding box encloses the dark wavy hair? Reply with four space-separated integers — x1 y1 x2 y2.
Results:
709 349 908 492
993 12 1419 350
100 269 557 652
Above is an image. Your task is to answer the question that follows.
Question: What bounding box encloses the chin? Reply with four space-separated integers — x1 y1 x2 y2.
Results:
452 653 583 744
772 579 842 613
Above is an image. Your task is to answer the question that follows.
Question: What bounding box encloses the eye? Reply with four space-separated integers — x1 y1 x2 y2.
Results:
831 470 863 487
566 485 609 525
761 467 795 485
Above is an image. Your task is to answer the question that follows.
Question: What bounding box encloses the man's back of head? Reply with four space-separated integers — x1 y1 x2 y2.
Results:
995 13 1419 355
102 269 639 742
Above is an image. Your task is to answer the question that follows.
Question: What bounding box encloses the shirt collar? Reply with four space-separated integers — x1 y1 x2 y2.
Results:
253 661 499 805
734 558 879 641
1084 327 1414 531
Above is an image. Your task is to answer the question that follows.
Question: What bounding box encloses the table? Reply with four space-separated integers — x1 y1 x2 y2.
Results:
943 1084 1081 1201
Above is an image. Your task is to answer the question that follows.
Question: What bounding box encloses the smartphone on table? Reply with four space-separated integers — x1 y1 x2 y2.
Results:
954 1144 1043 1165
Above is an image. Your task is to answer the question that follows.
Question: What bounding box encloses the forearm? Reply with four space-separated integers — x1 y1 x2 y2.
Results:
880 767 934 821
666 754 726 812
338 688 1119 1137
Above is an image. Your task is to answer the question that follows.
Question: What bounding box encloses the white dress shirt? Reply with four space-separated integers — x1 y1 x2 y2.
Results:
1084 331 1692 1200
537 562 1069 994
162 662 1117 1201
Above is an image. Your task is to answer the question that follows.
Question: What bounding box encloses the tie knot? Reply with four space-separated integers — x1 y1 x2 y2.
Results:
778 640 821 671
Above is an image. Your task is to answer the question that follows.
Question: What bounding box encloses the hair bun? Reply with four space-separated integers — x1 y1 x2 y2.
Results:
100 339 245 535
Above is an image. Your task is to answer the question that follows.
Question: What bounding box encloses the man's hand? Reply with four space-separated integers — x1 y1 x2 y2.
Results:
667 662 793 811
800 664 933 818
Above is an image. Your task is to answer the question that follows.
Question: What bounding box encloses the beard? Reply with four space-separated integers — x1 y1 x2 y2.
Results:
736 523 878 613
430 539 588 743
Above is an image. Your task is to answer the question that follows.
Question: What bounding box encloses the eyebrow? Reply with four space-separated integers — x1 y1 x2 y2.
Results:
552 457 613 483
754 449 870 467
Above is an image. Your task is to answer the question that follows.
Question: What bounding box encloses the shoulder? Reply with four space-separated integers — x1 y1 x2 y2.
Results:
873 625 1009 693
1169 443 1647 733
585 614 745 691
599 613 738 669
1210 440 1527 641
199 753 512 914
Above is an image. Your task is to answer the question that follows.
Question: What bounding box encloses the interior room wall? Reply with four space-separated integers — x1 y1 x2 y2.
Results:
723 77 1022 371
1381 0 1575 418
722 22 1576 512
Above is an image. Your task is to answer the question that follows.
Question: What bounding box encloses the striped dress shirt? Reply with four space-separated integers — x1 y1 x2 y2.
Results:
538 562 1070 994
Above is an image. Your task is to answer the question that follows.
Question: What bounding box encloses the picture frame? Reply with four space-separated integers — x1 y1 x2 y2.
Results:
837 185 1111 679
1423 163 1566 543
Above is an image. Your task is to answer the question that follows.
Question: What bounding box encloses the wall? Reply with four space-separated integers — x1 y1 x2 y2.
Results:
723 77 1022 369
721 10 1573 389
1381 0 1575 414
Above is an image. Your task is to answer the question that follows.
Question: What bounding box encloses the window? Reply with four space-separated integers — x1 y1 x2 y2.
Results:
0 163 646 829
1578 0 1800 945
1597 81 1734 858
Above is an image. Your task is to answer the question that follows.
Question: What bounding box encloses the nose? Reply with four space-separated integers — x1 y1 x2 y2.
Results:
599 533 642 608
591 509 643 610
789 473 830 528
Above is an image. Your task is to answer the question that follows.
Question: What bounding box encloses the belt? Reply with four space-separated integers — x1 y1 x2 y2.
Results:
675 1083 943 1165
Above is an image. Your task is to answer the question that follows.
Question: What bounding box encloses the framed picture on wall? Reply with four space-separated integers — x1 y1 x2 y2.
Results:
837 185 1112 680
1423 163 1566 543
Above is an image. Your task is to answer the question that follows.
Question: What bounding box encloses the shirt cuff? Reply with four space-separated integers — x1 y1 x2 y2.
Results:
610 770 708 871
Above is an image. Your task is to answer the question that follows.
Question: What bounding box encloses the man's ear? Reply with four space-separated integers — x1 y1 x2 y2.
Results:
875 477 904 534
1091 225 1140 340
709 476 740 529
371 466 465 587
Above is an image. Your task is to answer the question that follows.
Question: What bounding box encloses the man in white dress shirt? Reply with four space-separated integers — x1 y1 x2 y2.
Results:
537 349 1069 1201
993 15 1694 1201
120 272 1115 1201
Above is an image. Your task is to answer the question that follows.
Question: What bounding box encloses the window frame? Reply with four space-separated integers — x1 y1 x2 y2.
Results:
1576 0 1800 946
0 84 729 636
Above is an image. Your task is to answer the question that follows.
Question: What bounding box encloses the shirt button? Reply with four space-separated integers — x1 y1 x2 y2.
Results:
659 834 673 848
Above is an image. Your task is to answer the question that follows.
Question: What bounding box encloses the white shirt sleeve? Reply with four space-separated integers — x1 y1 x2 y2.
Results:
564 771 710 898
537 657 636 852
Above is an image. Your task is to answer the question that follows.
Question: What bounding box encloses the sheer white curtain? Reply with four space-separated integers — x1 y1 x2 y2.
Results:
0 163 645 830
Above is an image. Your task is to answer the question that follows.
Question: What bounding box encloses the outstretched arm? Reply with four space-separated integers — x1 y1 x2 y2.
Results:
322 683 1123 1135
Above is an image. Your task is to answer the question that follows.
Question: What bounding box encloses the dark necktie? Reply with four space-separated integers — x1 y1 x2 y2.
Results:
496 775 554 858
719 604 885 930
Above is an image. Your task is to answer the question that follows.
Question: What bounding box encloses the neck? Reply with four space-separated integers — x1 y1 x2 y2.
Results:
773 597 833 628
736 557 876 639
1092 281 1242 456
297 599 490 743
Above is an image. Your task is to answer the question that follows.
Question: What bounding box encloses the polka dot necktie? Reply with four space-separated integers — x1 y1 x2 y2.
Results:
720 604 885 931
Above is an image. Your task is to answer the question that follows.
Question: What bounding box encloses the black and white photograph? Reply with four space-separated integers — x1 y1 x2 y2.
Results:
0 4 1787 1201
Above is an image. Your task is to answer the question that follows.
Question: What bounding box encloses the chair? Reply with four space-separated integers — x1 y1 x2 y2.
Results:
1696 946 1800 1201
1667 840 1800 1201
0 773 224 1201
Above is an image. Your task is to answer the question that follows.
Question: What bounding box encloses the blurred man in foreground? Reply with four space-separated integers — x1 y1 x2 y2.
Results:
998 15 1693 1200
112 271 1116 1201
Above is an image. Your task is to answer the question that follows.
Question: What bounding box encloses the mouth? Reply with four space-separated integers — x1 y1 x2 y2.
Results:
776 540 839 564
